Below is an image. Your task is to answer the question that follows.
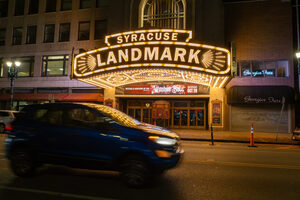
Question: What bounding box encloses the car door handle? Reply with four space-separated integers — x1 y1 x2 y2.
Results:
67 132 81 136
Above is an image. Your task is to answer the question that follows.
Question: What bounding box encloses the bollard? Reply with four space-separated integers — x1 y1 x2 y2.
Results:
249 123 256 147
210 124 214 145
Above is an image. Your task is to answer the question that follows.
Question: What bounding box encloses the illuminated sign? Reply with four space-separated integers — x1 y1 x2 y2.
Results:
124 84 199 95
73 29 231 88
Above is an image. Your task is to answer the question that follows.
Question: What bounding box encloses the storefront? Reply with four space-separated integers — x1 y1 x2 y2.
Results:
227 86 294 133
73 29 231 130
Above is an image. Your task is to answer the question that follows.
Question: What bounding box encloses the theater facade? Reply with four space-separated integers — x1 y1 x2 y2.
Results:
0 0 295 133
73 29 231 129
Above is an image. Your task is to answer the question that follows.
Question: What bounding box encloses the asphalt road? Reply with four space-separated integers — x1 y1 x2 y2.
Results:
1 136 300 200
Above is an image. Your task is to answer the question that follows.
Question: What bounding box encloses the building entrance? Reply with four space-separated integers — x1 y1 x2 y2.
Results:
124 99 207 129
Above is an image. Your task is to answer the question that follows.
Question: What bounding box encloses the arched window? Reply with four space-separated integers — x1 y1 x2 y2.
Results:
140 0 185 29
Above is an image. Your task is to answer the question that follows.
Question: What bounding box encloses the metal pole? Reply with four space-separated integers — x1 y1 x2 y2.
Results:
10 75 14 110
210 124 214 145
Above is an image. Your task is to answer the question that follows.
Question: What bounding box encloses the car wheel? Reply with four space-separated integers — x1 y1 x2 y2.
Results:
10 148 36 177
120 155 150 188
0 124 4 133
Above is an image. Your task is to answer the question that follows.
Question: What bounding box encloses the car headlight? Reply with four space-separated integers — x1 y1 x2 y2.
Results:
148 136 177 146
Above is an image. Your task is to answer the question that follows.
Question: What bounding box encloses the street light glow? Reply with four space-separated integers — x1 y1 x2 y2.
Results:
296 52 300 58
15 61 21 67
6 61 12 67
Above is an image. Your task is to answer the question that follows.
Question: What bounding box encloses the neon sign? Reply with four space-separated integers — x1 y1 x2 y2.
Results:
73 29 231 88
124 84 199 95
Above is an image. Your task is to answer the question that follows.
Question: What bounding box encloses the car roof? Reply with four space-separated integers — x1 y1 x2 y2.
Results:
0 110 19 113
22 102 100 110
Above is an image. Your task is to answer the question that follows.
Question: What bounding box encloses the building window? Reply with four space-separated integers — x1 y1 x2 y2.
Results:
59 23 70 42
251 61 264 77
0 58 3 77
42 55 69 76
237 60 289 78
80 0 91 9
26 26 37 44
15 0 25 16
78 21 90 40
13 57 34 77
141 0 185 29
0 28 5 46
94 20 107 40
28 0 39 14
0 0 8 17
277 60 289 77
240 61 251 77
96 0 109 7
61 0 72 11
13 27 22 45
44 24 55 43
46 0 57 12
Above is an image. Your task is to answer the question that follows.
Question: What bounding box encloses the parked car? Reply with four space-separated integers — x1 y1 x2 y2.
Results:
0 110 19 133
5 103 183 187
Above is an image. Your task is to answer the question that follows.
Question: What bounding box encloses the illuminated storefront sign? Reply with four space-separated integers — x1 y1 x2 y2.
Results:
124 84 199 95
73 29 231 88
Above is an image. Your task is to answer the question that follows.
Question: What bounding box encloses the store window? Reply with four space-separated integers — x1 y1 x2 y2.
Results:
46 0 57 12
0 28 5 46
141 0 185 29
78 21 90 40
80 0 91 9
252 61 264 77
61 0 72 11
264 61 276 77
26 25 37 44
12 27 22 45
94 20 107 40
44 24 55 43
0 0 8 17
13 57 34 77
15 0 25 16
59 23 70 42
28 0 39 14
42 55 69 76
277 60 289 77
237 60 289 78
96 0 109 7
240 61 251 77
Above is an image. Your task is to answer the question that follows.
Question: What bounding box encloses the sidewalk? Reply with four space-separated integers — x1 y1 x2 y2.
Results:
171 129 300 145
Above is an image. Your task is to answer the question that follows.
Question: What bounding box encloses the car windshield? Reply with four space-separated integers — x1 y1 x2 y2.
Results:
86 104 142 127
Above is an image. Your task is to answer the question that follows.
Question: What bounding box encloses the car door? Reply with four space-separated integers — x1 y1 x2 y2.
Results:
29 106 71 160
63 106 124 163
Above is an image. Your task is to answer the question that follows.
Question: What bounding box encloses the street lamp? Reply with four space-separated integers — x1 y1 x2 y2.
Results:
7 61 21 110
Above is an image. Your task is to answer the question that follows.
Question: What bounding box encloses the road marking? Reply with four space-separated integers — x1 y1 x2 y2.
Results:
186 160 300 170
0 185 116 200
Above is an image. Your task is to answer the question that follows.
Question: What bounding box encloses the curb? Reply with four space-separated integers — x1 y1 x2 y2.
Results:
180 138 300 145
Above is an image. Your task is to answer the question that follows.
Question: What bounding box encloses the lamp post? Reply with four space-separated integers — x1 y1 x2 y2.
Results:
7 61 21 110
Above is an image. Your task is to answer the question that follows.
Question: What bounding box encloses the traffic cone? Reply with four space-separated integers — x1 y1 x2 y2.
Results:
249 123 256 147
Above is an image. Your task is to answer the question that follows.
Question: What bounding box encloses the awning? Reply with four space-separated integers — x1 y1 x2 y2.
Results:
0 93 103 102
61 93 104 102
227 86 294 104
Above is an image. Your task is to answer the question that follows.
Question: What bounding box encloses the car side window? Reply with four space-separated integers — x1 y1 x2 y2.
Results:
33 108 64 126
65 108 105 129
0 112 9 117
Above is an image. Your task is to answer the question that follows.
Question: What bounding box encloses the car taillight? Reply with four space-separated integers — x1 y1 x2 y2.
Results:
4 125 13 131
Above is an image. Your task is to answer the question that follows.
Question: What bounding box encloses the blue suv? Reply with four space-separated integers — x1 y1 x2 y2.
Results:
5 103 183 187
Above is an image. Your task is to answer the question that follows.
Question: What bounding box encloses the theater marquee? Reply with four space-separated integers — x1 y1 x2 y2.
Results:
73 29 231 88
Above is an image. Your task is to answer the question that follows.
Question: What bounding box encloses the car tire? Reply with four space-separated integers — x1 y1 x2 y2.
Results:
0 124 4 133
120 155 150 188
10 148 36 177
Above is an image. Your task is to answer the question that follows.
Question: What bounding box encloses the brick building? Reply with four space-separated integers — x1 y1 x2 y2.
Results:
0 0 296 133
